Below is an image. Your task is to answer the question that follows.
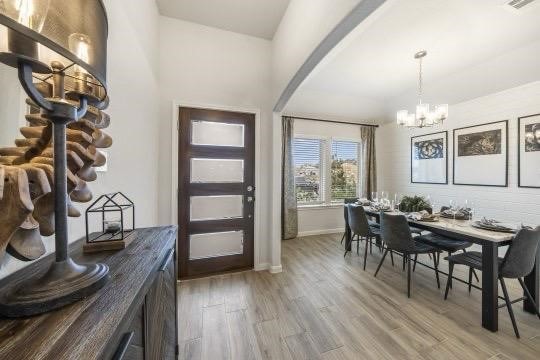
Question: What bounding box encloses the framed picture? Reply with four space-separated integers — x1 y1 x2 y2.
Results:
411 131 448 184
518 114 540 188
453 120 508 187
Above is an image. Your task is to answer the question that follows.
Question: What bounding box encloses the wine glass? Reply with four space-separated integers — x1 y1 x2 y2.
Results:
381 191 388 202
371 191 378 205
449 199 458 225
394 193 402 213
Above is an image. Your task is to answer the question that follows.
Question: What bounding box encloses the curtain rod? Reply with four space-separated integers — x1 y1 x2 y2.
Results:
283 115 379 128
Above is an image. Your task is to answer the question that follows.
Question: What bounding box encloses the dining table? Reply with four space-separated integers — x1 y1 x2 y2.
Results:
344 205 540 333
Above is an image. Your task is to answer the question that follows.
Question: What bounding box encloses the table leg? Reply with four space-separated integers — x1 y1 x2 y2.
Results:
345 223 352 253
523 244 540 314
482 242 498 332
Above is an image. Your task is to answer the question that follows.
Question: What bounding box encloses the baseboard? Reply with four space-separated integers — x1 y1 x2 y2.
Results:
254 262 269 271
269 265 283 273
297 228 343 237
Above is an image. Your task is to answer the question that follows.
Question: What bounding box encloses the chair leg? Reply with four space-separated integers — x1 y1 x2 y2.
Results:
407 254 412 298
341 232 345 244
463 249 479 282
468 267 473 293
433 252 440 289
357 237 360 255
444 262 454 300
518 278 540 319
374 249 389 277
390 250 394 267
413 254 418 272
363 237 369 271
500 277 520 339
370 239 373 254
402 256 406 271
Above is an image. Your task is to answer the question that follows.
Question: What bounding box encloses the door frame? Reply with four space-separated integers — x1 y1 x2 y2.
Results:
170 101 264 273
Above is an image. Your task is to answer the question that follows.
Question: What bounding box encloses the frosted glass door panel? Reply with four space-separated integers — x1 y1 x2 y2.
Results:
191 158 244 183
190 195 243 221
192 120 244 147
189 231 244 260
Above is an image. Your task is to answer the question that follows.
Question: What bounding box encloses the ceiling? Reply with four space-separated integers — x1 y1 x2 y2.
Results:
156 0 291 39
286 0 540 122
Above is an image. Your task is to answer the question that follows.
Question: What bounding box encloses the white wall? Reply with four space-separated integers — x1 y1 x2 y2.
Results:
156 18 274 268
378 81 540 225
0 0 161 279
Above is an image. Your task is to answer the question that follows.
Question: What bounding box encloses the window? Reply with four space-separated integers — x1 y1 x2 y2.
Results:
331 140 359 201
293 138 323 204
293 137 361 206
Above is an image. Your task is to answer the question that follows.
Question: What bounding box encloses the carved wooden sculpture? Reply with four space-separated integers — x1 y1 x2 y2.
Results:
0 85 112 262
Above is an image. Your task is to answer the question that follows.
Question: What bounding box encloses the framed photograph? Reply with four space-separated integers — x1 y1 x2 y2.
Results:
410 131 448 184
518 114 540 188
453 120 508 187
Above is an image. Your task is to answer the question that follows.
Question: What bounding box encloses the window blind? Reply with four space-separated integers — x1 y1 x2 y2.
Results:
293 138 323 203
331 140 359 201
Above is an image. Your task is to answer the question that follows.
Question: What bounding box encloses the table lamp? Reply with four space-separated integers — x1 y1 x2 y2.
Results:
0 0 110 317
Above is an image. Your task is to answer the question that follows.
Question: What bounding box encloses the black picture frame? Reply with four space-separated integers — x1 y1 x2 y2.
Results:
410 131 448 184
518 113 540 188
452 120 508 187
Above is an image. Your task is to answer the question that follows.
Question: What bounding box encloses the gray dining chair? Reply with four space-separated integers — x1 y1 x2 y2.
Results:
375 212 441 297
347 205 383 270
444 227 540 338
341 198 359 244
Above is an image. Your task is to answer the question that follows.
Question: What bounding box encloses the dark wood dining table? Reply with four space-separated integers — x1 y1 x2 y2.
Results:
345 206 540 333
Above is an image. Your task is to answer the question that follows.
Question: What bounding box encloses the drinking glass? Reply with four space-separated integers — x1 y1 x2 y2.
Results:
395 193 402 213
449 199 458 225
381 191 388 201
371 191 378 205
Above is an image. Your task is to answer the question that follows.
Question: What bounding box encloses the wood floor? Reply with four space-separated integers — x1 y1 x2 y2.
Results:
177 233 540 359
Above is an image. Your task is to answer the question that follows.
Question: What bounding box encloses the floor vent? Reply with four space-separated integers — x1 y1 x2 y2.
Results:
506 0 537 10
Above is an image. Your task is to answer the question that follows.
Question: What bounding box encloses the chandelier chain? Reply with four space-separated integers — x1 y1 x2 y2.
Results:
418 56 423 102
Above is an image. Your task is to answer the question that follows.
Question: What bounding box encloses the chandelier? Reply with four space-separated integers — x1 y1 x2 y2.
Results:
397 50 448 128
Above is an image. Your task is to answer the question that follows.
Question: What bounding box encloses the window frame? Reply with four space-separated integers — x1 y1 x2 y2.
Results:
293 134 326 206
293 134 361 208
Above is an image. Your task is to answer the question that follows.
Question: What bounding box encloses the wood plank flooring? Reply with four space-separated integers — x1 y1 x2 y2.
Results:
177 233 540 359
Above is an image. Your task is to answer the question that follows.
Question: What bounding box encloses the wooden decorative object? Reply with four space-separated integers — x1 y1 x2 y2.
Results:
0 83 113 263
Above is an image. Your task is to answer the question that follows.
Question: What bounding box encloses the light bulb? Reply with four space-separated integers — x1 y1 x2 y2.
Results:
68 33 94 93
3 0 49 31
396 110 408 125
436 104 448 122
416 103 429 121
406 113 416 127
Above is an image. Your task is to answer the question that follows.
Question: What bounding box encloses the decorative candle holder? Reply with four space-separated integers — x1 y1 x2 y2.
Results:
83 192 135 253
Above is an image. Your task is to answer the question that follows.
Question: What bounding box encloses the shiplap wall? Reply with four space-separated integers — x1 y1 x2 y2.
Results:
377 81 540 226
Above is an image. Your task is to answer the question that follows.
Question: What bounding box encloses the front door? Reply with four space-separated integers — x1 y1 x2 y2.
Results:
178 107 255 279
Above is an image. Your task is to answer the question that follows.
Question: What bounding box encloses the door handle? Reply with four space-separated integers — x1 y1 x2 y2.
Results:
247 196 254 203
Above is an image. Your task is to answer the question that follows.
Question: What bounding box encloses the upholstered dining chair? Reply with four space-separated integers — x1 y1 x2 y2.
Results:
444 227 540 338
347 205 383 270
415 232 479 282
341 198 359 244
375 212 441 297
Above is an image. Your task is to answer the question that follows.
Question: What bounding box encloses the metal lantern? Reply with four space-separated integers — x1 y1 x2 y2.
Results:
84 192 135 253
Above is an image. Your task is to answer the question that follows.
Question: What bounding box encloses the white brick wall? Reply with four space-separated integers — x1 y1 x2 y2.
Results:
377 81 540 226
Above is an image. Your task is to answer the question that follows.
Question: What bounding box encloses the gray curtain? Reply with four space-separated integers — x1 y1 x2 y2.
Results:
360 125 377 200
281 117 298 240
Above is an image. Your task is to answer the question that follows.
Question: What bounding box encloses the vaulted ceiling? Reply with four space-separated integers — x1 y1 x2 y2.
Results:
286 0 540 122
156 0 291 39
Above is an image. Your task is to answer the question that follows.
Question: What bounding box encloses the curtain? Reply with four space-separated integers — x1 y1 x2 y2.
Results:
281 116 298 240
360 125 377 200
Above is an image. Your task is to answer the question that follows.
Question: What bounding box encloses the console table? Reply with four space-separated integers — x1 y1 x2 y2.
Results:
0 226 178 360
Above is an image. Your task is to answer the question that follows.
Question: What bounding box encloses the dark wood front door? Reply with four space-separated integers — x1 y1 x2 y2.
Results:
178 107 255 279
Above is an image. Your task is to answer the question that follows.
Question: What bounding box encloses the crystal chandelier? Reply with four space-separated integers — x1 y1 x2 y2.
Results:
397 50 448 128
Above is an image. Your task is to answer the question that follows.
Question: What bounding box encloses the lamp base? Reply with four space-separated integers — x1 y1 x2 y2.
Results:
0 258 109 318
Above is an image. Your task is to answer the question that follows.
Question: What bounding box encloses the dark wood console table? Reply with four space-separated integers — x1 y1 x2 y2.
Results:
0 226 178 360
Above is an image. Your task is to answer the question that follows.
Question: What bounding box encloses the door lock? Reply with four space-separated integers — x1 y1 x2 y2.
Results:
247 185 254 192
247 196 254 203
